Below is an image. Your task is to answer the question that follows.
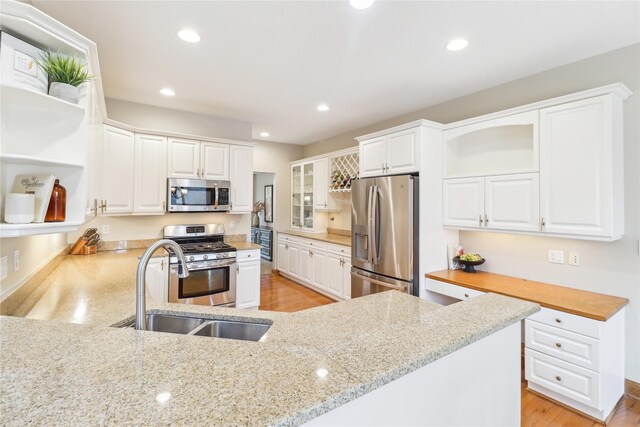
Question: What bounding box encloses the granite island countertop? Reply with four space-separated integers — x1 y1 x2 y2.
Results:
2 249 539 426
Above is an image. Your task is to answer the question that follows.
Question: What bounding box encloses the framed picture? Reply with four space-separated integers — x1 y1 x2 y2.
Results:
264 185 273 223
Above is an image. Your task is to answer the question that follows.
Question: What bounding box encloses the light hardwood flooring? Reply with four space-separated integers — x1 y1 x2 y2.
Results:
258 271 640 426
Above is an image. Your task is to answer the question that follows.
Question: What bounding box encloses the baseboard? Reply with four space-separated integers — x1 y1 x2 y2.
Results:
0 247 67 316
626 379 640 400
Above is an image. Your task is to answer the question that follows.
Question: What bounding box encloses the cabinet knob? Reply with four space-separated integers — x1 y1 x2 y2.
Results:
464 293 469 298
555 376 562 382
555 342 562 348
555 318 562 324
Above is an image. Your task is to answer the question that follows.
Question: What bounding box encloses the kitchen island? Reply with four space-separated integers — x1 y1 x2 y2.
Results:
1 249 537 426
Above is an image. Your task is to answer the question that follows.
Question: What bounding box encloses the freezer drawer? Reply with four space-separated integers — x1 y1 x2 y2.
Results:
350 267 411 298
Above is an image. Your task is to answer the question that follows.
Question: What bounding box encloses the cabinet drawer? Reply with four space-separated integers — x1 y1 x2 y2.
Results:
527 307 601 339
326 243 350 256
526 348 600 409
425 278 484 301
278 234 300 244
237 250 260 262
299 238 327 251
525 320 600 371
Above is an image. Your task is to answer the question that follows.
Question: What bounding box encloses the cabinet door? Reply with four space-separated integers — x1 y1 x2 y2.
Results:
342 257 351 299
168 138 199 178
146 257 168 303
302 162 315 230
359 136 386 177
442 177 484 228
312 249 327 290
230 145 253 213
288 245 300 278
236 260 260 309
277 241 289 272
386 127 420 175
314 158 328 208
326 253 343 298
540 96 614 237
291 164 302 228
201 142 229 180
299 246 313 284
485 173 539 232
102 125 135 214
134 134 167 214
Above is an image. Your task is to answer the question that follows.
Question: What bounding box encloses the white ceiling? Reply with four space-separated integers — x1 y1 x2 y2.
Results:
32 1 639 144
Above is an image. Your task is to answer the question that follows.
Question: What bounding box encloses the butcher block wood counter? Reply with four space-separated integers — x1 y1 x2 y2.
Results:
426 270 628 321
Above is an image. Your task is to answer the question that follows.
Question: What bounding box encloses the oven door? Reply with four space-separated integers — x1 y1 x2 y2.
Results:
167 178 230 212
168 259 236 306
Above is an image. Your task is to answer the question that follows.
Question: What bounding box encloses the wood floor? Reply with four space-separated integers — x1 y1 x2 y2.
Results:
258 270 639 426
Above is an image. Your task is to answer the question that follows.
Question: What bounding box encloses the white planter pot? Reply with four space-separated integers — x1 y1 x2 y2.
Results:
49 82 79 104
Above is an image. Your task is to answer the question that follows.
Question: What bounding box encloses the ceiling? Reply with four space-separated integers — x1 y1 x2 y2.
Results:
32 1 639 144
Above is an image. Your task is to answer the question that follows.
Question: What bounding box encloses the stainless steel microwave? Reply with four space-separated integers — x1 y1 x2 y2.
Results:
167 178 230 212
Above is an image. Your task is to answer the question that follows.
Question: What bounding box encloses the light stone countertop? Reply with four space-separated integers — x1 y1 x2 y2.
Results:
278 230 351 246
2 249 539 426
233 241 262 250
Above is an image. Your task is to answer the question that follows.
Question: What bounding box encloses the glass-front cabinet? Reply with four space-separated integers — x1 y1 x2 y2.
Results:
291 162 314 230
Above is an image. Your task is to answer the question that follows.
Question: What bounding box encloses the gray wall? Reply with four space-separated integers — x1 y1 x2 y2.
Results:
253 172 275 225
105 98 252 141
302 43 640 382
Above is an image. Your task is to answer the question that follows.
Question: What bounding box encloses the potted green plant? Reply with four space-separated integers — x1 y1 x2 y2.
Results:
35 51 93 104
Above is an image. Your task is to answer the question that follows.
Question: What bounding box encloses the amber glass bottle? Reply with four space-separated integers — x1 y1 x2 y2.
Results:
45 179 66 222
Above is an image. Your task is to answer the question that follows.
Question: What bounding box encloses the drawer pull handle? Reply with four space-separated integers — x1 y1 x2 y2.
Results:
555 376 562 382
555 318 562 324
464 293 469 298
555 343 562 348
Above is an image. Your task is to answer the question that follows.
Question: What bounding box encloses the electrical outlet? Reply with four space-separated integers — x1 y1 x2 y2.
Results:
569 252 580 266
229 221 236 230
0 256 7 281
102 225 110 234
548 249 565 264
13 250 19 272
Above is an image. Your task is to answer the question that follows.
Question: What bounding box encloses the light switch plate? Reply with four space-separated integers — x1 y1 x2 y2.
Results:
13 250 19 272
548 250 564 264
0 256 7 280
568 252 580 266
102 225 110 234
13 50 38 77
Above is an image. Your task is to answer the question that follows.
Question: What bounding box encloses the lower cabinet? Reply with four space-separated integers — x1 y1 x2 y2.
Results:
277 233 351 300
146 256 168 303
235 249 260 309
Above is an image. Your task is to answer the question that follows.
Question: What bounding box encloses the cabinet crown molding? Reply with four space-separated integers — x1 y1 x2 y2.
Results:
356 119 444 142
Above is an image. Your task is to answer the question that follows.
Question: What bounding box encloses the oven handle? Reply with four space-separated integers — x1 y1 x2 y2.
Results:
185 260 236 271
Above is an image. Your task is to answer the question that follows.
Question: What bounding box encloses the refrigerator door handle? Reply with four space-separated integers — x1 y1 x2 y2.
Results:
350 270 407 291
371 185 380 265
367 185 375 264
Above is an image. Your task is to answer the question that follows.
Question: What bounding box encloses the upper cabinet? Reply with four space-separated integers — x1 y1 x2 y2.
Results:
133 134 167 214
441 84 631 241
357 122 424 177
167 138 229 180
101 125 135 215
229 145 253 213
539 95 623 239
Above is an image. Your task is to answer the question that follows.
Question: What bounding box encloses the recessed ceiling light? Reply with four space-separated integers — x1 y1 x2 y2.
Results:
177 29 201 43
260 132 270 137
317 104 330 112
446 39 469 52
349 0 375 9
159 88 175 96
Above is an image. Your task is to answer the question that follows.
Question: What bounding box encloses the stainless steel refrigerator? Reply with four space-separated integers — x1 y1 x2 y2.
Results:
351 174 419 298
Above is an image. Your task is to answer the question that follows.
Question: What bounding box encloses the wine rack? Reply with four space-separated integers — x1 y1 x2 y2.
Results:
329 150 359 192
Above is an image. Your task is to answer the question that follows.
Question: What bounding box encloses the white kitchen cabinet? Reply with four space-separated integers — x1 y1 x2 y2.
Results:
299 245 313 284
485 173 539 232
133 134 167 214
167 137 200 178
201 142 229 180
230 145 253 213
342 257 352 299
314 158 329 209
146 257 168 303
311 249 327 291
288 244 300 278
326 253 344 298
443 174 539 232
277 240 289 272
442 177 484 228
358 124 421 177
101 125 135 214
236 250 260 309
539 95 623 239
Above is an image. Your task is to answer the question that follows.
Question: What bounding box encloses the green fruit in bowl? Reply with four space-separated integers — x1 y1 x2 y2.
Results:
460 254 482 262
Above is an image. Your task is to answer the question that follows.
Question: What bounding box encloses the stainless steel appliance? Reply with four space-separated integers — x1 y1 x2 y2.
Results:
165 224 237 306
167 178 230 212
351 174 419 297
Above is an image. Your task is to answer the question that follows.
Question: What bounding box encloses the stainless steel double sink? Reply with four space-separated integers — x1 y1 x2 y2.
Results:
120 313 271 342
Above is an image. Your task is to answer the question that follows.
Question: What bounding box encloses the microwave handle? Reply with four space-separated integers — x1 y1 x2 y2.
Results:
214 187 219 209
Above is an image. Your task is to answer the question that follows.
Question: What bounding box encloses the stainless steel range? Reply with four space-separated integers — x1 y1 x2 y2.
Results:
164 224 236 307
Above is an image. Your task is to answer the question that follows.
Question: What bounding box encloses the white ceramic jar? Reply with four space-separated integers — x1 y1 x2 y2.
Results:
4 193 35 224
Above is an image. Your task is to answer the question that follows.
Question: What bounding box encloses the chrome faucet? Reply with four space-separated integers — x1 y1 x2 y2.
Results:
136 239 189 330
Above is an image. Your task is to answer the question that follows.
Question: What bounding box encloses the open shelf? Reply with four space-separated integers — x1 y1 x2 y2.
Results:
0 220 83 238
0 154 84 168
1 84 85 116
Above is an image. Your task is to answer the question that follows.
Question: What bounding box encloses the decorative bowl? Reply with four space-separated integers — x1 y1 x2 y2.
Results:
453 256 485 273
